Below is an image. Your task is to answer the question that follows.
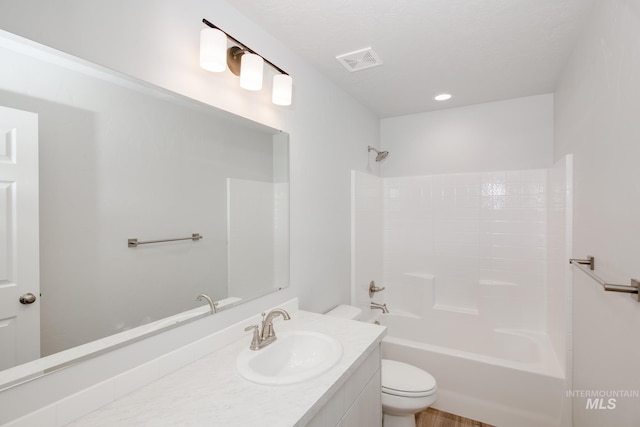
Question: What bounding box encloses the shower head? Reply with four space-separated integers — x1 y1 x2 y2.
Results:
368 146 389 162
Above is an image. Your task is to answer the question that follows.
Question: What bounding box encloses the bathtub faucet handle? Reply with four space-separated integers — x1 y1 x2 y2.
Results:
369 281 386 298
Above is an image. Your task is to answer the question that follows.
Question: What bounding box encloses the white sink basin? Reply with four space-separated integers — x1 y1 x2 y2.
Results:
236 330 343 385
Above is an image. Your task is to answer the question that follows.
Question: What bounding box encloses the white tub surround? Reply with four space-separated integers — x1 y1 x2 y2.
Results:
378 313 562 376
378 312 564 427
28 305 385 426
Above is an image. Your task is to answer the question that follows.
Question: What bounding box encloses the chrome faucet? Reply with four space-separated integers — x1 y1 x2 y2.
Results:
244 308 291 350
371 302 389 313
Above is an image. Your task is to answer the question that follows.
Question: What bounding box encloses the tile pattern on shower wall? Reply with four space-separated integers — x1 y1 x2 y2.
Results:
432 173 481 313
384 176 435 275
479 170 547 330
382 169 548 330
383 176 435 314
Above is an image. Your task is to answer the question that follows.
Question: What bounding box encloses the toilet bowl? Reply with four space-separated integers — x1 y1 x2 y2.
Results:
325 305 437 427
381 359 437 427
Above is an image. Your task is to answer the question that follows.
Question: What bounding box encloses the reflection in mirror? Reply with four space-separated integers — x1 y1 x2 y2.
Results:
0 31 289 388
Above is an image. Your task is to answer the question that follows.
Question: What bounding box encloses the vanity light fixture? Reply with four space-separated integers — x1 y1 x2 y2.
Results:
434 93 453 101
200 19 292 106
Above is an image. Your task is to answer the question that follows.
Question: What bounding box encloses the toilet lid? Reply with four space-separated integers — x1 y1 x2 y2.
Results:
381 359 437 397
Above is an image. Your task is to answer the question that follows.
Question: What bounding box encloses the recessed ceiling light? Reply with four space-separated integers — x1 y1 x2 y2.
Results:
434 93 452 101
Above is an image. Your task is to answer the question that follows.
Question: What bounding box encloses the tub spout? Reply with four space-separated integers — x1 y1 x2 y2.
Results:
371 302 389 313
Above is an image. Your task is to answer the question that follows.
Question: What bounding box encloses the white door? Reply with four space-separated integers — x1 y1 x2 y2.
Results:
0 105 39 370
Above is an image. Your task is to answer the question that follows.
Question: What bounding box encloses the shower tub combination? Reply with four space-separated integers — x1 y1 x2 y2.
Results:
351 162 573 426
373 311 566 427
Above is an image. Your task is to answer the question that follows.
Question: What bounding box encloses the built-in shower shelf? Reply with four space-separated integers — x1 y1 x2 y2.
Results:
432 304 479 316
404 273 435 280
479 280 519 287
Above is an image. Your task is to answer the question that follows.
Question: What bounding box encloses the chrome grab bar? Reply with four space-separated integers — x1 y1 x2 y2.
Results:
128 233 203 247
569 256 640 301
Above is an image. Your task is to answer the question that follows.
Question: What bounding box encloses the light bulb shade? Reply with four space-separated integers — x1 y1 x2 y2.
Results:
272 74 292 106
240 53 264 91
200 28 227 72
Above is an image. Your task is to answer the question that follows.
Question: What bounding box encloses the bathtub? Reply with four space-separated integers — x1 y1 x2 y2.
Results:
373 312 567 427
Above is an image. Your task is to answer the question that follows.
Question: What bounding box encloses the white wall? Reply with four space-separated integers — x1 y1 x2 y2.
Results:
0 0 379 423
380 94 554 177
555 0 640 425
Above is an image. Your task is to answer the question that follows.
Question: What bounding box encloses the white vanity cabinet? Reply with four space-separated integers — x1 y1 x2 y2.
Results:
306 345 382 427
339 368 382 427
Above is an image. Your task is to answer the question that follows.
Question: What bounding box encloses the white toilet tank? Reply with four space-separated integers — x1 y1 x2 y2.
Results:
325 304 363 321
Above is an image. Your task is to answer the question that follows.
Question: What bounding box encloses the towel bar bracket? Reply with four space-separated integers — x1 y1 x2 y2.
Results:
569 256 594 270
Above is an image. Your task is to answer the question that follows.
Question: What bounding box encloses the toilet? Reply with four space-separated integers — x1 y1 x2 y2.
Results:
381 359 437 427
326 305 437 427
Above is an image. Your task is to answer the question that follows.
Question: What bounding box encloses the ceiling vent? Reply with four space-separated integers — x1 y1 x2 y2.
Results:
336 47 383 72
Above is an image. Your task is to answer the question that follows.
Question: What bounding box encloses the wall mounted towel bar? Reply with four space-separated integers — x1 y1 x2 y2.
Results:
128 233 203 248
569 256 640 301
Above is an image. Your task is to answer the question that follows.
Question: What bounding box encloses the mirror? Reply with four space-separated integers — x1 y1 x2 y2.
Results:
0 32 289 388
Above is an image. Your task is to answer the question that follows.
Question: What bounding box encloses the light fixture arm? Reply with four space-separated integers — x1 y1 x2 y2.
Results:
202 18 289 76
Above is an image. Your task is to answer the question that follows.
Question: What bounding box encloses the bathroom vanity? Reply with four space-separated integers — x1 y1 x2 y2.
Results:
44 303 386 426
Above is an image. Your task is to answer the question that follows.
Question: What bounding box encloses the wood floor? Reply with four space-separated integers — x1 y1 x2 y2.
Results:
415 408 495 427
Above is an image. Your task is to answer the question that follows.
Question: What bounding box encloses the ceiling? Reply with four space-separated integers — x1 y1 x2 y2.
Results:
226 0 596 118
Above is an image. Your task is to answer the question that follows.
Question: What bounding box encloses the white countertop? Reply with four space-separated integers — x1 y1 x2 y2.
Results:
67 310 386 426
